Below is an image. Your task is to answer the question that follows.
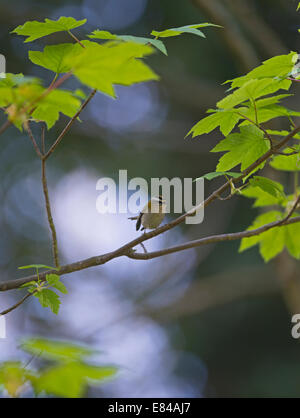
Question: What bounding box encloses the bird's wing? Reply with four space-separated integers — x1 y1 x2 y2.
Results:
136 212 143 231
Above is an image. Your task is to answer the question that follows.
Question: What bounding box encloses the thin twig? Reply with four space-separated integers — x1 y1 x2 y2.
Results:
273 150 299 156
44 89 97 159
0 293 33 315
41 157 60 268
216 192 233 201
41 124 46 154
140 243 148 254
0 119 11 137
25 123 43 159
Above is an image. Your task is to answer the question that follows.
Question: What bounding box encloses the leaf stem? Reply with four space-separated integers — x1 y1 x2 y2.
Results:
237 110 274 147
251 98 258 125
68 30 85 48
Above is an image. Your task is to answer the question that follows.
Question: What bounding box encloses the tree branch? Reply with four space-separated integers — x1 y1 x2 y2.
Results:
1 126 300 298
128 197 300 260
1 212 300 297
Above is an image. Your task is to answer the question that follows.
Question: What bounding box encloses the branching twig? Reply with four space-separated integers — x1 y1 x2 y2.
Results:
26 121 59 268
128 199 300 260
1 213 300 302
1 124 300 316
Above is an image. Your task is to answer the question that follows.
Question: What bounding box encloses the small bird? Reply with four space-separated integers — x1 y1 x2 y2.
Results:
129 195 167 232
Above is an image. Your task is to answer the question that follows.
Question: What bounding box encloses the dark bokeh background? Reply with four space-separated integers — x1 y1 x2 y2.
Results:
1 0 300 397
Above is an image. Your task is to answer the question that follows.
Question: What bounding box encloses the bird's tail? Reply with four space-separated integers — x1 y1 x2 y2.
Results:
128 216 138 220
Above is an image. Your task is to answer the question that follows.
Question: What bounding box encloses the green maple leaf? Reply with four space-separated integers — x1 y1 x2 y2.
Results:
227 52 298 89
89 30 167 55
29 43 80 74
35 289 61 314
251 94 292 108
46 274 68 294
11 17 87 43
32 89 81 129
270 148 300 171
18 264 57 270
196 171 240 181
217 78 292 110
211 125 270 172
240 211 300 261
151 23 220 39
239 211 285 261
242 179 287 208
187 109 243 138
266 129 300 140
18 338 118 398
0 362 35 398
68 41 158 97
249 176 285 198
239 104 300 127
285 219 300 259
33 362 116 398
242 185 284 208
21 338 95 361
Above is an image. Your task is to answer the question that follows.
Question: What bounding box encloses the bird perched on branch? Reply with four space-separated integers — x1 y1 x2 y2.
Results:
128 195 167 232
